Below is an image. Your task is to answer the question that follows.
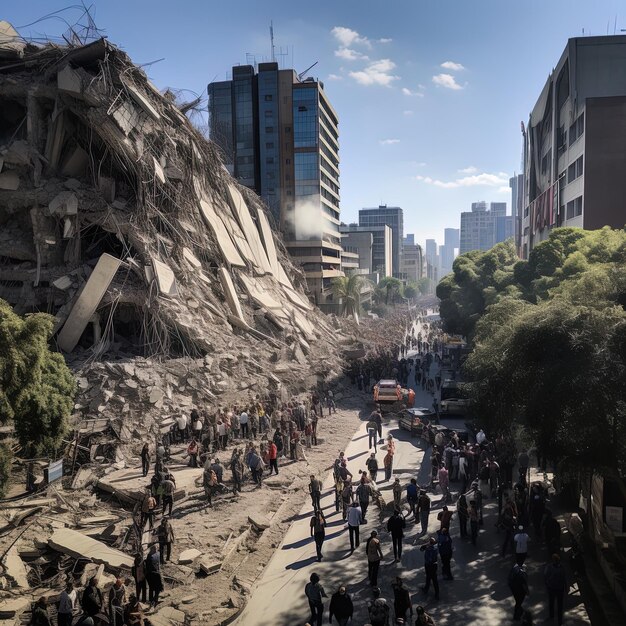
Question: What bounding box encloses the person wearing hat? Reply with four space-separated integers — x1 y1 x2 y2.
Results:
419 537 440 600
304 572 327 626
514 525 530 565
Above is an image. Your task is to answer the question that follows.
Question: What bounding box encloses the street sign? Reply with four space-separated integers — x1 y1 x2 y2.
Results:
45 459 63 484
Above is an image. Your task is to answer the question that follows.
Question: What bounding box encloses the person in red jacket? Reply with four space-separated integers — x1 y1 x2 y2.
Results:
268 440 279 475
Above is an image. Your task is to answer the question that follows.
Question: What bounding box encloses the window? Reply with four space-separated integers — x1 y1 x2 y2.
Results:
285 126 291 133
569 112 584 146
265 142 274 149
566 195 583 219
264 110 273 118
266 157 274 164
285 158 291 164
577 112 584 137
558 171 566 192
264 94 273 101
567 156 583 183
265 126 274 133
298 106 307 112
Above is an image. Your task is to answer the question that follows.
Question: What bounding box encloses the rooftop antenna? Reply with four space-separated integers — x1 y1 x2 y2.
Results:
270 21 275 62
297 61 318 81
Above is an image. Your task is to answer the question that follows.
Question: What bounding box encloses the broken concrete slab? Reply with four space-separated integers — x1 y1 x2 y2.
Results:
177 548 202 564
248 513 271 531
3 546 29 589
0 171 20 190
57 65 83 97
0 596 30 619
238 273 282 310
123 80 161 121
57 253 122 352
112 99 140 136
49 528 133 569
52 275 73 290
78 515 119 526
218 267 244 322
153 156 165 183
198 557 222 576
149 606 185 626
61 144 88 176
256 209 280 277
48 191 78 216
182 247 201 269
198 196 245 267
152 258 179 298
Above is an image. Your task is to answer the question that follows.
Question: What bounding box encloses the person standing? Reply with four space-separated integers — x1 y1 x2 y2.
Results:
309 475 322 512
304 572 327 626
387 509 406 563
31 597 51 626
57 582 77 626
230 449 244 494
81 577 103 618
176 412 187 443
420 537 440 600
145 545 164 607
140 444 150 477
544 553 567 625
437 528 454 580
161 477 175 516
347 501 362 553
140 488 156 530
239 410 249 439
131 554 147 603
267 439 279 475
157 517 175 563
366 530 383 587
187 438 199 468
417 490 431 535
356 479 372 524
310 509 327 562
384 435 396 481
391 577 413 624
328 585 353 626
437 505 454 531
514 526 530 565
392 478 402 510
509 562 529 621
217 419 227 450
367 419 379 452
469 500 479 546
407 478 419 519
108 579 126 626
457 494 469 539
366 453 379 483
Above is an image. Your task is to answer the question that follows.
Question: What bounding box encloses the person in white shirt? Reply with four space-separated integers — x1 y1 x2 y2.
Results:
514 525 530 565
58 581 77 626
176 413 187 443
239 411 249 439
346 501 363 553
217 420 227 450
476 429 487 445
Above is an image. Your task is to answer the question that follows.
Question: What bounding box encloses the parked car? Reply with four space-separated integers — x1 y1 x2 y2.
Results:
398 407 435 436
374 379 401 404
440 397 471 416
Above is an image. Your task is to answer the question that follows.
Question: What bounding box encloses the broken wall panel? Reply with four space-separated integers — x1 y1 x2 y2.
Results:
198 197 245 267
57 253 122 352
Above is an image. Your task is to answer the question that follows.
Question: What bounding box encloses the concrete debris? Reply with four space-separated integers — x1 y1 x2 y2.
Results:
48 528 133 569
0 596 30 619
150 606 186 626
248 513 271 531
198 558 222 576
0 171 19 190
2 546 29 589
177 549 202 565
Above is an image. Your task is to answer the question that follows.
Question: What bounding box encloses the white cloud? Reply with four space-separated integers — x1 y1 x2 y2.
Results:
379 139 400 145
432 73 464 90
334 47 369 61
415 171 509 189
331 26 371 48
349 59 399 87
327 73 343 81
402 87 424 97
378 38 393 44
441 61 465 71
458 166 478 174
403 110 414 116
497 186 511 194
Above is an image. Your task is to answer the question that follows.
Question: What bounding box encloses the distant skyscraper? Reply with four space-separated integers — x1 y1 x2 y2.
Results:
460 202 511 254
340 223 393 277
359 206 404 277
401 233 423 283
439 228 459 276
510 174 523 257
208 62 341 303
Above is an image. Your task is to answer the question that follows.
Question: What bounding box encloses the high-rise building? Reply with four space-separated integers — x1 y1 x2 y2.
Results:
425 238 438 268
521 35 626 259
359 205 404 277
439 228 459 276
510 174 523 256
400 233 424 283
208 63 341 302
460 202 512 254
340 223 393 277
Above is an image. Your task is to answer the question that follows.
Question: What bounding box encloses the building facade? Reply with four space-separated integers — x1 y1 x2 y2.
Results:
340 223 393 277
459 201 512 254
521 35 626 259
400 236 424 283
208 63 341 302
359 205 404 277
510 174 524 256
439 228 459 277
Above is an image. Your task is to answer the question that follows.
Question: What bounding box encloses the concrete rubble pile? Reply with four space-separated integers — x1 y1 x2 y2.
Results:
0 23 348 458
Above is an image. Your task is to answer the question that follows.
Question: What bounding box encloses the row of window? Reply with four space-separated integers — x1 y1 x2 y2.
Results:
565 195 583 220
569 112 584 146
558 155 584 192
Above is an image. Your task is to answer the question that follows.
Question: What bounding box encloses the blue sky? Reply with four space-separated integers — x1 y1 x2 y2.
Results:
5 0 624 248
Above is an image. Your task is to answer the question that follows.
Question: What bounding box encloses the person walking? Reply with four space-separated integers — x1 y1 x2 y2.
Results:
508 562 529 621
161 476 175 516
304 572 327 626
437 505 453 531
437 528 454 580
309 475 322 512
417 490 431 535
140 488 156 530
514 526 530 565
140 444 150 477
310 509 327 562
131 554 147 603
391 577 413 624
407 478 418 519
157 517 175 563
469 500 479 546
187 438 199 468
230 449 244 494
57 582 77 626
392 478 402 510
384 435 396 481
347 501 362 553
341 479 353 520
367 419 379 452
387 508 406 563
544 553 567 625
328 585 353 626
457 494 469 539
267 439 279 475
420 537 440 600
145 545 164 607
366 530 383 587
366 453 379 483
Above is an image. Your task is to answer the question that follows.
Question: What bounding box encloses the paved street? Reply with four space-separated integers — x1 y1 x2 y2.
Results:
237 330 598 626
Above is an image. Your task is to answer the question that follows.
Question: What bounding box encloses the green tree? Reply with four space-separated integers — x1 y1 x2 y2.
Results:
0 300 76 462
404 283 418 300
376 277 404 305
331 275 363 318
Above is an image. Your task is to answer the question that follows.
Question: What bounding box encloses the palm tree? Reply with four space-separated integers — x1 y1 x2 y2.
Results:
331 274 363 319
